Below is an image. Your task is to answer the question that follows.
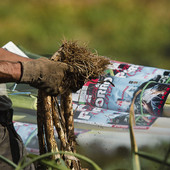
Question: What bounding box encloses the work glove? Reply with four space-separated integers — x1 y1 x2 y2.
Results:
19 57 78 96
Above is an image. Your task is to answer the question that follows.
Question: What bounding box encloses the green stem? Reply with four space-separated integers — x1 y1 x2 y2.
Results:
129 89 142 170
136 151 170 166
140 81 156 115
0 155 17 169
165 77 170 84
19 151 102 170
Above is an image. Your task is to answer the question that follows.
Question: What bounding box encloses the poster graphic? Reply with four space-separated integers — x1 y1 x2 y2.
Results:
3 42 170 129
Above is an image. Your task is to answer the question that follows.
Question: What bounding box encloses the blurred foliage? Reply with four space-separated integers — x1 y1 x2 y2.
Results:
77 142 170 170
0 0 170 69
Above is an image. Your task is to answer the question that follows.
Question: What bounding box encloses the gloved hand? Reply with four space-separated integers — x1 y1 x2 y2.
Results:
19 57 77 96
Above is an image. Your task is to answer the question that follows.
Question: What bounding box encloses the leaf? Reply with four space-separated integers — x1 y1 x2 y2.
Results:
28 154 69 170
136 151 170 166
0 155 17 169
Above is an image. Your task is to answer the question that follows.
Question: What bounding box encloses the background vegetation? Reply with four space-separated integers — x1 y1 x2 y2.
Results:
0 0 170 69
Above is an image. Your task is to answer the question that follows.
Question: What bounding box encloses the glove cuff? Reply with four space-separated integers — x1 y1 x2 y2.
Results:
18 58 43 84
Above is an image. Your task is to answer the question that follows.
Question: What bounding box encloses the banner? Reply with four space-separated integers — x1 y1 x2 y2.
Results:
3 42 170 129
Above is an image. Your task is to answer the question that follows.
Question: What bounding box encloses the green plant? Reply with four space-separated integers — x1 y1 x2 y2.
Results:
0 151 102 170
